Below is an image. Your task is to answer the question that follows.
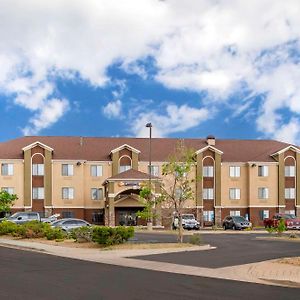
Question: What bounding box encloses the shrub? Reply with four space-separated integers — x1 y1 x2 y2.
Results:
70 226 93 243
266 226 275 234
276 219 286 236
189 233 201 245
44 227 65 241
0 220 19 235
18 221 51 238
92 226 134 246
289 233 298 239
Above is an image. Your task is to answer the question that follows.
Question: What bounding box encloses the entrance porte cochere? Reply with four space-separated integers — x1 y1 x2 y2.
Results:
103 169 162 226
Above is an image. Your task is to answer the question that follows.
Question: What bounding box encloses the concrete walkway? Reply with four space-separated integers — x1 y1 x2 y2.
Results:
0 238 299 288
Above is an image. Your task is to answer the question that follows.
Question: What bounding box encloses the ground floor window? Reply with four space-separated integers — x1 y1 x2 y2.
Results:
285 210 295 215
62 211 74 218
259 210 269 220
203 210 214 222
92 211 104 224
230 210 240 216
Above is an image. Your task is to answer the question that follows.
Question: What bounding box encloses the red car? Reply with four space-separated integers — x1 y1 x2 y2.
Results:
264 213 300 230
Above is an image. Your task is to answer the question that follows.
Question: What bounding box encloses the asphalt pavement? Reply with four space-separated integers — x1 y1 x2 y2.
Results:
133 232 300 268
0 246 299 300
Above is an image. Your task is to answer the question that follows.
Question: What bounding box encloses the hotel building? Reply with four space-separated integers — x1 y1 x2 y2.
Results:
0 135 299 227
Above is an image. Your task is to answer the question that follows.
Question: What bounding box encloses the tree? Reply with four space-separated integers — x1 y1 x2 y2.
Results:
159 145 197 243
0 190 18 217
137 182 160 229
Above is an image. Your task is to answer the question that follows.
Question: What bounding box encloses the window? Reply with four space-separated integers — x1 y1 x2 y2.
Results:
203 188 214 200
229 166 240 177
62 211 74 218
62 187 74 199
1 187 14 195
1 163 13 176
92 211 104 224
32 187 44 199
119 165 131 173
149 165 159 176
203 211 214 222
263 210 269 219
285 166 295 177
91 188 103 200
258 187 269 199
258 166 268 177
285 188 295 199
90 165 103 177
62 164 73 176
203 166 214 177
285 210 295 215
230 210 240 216
32 164 44 176
229 188 240 200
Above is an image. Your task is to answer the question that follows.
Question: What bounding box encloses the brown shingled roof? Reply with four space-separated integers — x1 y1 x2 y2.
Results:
0 136 296 162
106 169 160 181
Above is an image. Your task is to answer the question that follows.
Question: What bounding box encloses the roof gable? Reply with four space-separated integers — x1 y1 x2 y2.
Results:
22 141 53 152
195 145 223 155
110 144 141 154
270 145 300 156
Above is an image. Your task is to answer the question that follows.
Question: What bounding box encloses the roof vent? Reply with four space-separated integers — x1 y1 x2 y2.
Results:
206 135 215 146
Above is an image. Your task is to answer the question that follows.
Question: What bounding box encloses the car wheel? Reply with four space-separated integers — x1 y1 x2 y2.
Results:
232 225 236 230
223 224 227 230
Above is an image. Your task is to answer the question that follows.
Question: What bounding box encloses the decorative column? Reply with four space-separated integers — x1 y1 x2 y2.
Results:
196 153 203 227
278 153 285 213
296 153 300 216
214 152 222 226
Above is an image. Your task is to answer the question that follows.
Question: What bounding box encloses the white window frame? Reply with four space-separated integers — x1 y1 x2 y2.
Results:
285 166 295 177
1 187 14 195
203 166 214 177
62 187 74 200
203 210 214 222
119 165 131 173
258 165 268 177
32 164 44 176
258 187 269 199
62 164 74 176
230 210 240 216
32 187 44 199
285 188 295 199
263 210 269 219
229 166 240 177
91 188 103 200
149 165 159 176
203 188 214 200
1 163 14 176
229 188 241 200
90 165 103 177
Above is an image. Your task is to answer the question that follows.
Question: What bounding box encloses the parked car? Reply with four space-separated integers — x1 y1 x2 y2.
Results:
222 215 252 230
41 213 60 223
0 212 41 224
51 218 91 232
264 213 300 230
172 214 200 230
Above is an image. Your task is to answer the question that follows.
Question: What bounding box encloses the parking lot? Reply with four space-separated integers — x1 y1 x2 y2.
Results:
133 232 300 268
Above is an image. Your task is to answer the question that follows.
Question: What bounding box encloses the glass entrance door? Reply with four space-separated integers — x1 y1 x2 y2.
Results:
118 210 137 226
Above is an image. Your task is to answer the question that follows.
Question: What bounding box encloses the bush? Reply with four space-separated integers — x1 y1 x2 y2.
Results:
0 221 19 235
92 226 134 246
276 219 286 236
18 221 51 238
44 227 65 241
70 226 93 243
189 233 202 245
266 226 275 234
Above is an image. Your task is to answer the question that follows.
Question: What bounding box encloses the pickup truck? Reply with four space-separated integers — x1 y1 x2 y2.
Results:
0 212 60 224
264 213 300 230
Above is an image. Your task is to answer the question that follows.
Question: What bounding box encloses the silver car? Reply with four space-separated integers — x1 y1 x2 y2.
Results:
51 218 91 232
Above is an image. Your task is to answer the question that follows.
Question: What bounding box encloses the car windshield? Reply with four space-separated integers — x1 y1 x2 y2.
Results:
232 216 246 222
182 215 195 220
284 214 295 219
51 220 65 226
8 213 21 219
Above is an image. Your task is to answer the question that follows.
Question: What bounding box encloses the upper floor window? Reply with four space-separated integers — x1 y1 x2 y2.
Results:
175 187 183 200
119 155 132 173
258 187 269 199
203 188 214 200
149 165 159 176
285 166 295 177
32 187 44 199
1 163 13 176
91 188 104 200
119 165 131 173
91 165 103 177
258 166 268 177
285 188 295 199
32 164 44 176
203 166 214 177
229 188 240 200
229 166 240 177
62 187 74 199
62 164 73 176
1 187 14 195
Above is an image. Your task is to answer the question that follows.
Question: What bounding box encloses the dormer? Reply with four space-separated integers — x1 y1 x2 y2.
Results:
110 144 140 176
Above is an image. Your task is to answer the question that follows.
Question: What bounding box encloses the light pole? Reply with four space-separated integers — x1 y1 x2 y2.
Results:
146 122 152 229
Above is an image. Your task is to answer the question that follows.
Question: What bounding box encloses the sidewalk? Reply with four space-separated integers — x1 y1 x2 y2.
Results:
0 238 299 288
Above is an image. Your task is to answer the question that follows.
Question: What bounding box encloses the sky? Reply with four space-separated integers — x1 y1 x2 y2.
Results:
1 0 300 144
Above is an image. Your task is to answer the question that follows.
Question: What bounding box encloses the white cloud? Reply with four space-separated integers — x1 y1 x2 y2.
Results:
103 100 122 119
131 104 210 137
1 0 300 140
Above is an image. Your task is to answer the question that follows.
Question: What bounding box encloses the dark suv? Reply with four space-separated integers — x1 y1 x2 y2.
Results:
222 215 251 230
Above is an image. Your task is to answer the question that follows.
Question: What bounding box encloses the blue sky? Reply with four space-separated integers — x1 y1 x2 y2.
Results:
1 0 300 143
